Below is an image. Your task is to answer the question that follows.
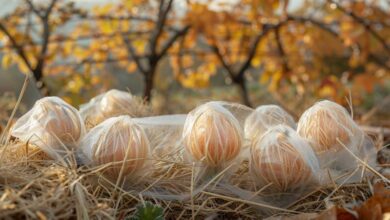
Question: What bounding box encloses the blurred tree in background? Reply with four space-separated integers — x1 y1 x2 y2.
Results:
0 0 389 115
87 0 190 102
0 0 85 95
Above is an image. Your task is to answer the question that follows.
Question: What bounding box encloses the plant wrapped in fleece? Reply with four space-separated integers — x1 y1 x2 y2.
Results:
250 125 320 192
244 105 295 143
183 102 243 168
296 100 376 176
297 100 366 155
78 115 150 179
79 89 151 129
11 97 85 159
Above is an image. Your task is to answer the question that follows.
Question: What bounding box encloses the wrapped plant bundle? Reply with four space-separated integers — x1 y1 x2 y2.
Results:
78 116 150 179
136 103 248 201
296 100 376 179
79 89 151 128
244 105 295 143
250 125 320 192
11 97 85 159
297 100 365 154
209 101 254 127
183 102 243 168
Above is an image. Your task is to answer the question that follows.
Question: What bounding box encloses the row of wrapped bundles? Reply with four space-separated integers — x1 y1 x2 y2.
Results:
9 89 376 193
10 89 148 159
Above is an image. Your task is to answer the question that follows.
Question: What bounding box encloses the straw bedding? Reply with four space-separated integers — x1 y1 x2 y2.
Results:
0 94 388 219
0 139 385 219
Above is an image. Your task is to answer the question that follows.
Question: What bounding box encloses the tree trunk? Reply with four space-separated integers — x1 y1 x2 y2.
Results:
235 76 252 107
143 68 156 103
32 69 50 96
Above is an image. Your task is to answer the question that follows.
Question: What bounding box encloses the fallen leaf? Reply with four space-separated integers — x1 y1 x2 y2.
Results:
317 206 356 220
354 182 390 220
265 206 356 220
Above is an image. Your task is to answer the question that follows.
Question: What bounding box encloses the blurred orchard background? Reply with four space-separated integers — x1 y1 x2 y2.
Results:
0 0 389 126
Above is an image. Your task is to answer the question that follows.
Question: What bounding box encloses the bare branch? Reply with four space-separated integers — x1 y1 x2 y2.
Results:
34 0 59 79
0 30 150 51
0 22 34 72
25 0 58 19
24 9 33 36
287 15 339 37
211 44 236 80
123 36 147 74
157 25 190 60
209 22 286 81
329 0 390 55
43 0 58 19
368 53 390 70
50 50 215 69
238 22 287 78
176 34 186 77
149 0 174 55
67 54 149 72
24 0 42 17
89 14 154 22
288 15 390 70
274 26 291 74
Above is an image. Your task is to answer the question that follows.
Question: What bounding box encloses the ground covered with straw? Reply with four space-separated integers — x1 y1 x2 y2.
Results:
0 137 388 219
0 93 389 219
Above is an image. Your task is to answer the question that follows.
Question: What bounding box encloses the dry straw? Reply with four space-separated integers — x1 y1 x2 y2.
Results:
0 138 378 219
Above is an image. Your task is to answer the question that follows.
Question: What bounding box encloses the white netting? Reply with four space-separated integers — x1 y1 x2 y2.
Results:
11 97 85 159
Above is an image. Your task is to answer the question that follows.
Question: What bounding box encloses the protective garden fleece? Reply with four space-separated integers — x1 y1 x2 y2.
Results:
11 98 378 211
11 96 85 160
79 89 144 128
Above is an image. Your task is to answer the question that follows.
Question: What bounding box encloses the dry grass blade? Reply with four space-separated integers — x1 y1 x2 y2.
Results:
336 138 389 183
0 75 29 146
202 191 300 214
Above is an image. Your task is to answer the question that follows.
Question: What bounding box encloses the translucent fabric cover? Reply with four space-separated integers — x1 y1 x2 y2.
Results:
131 101 252 161
297 100 376 179
297 100 364 154
135 102 252 201
79 89 149 128
183 102 244 167
11 97 85 159
244 105 295 143
78 115 150 179
250 125 320 191
133 114 187 157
